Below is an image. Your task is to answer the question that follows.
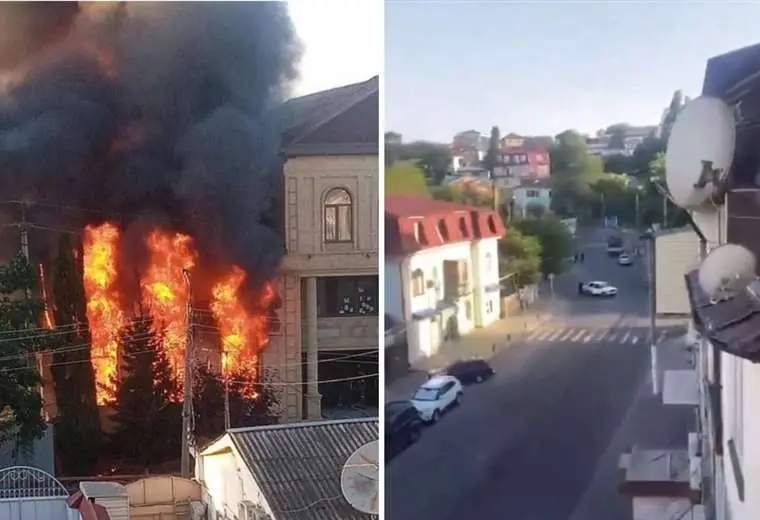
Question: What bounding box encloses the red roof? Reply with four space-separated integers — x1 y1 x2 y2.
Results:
385 195 505 256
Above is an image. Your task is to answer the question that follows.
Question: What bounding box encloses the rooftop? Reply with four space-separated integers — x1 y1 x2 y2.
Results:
222 418 379 520
385 195 505 257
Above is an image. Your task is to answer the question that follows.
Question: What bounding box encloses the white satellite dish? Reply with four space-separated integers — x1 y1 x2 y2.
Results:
698 244 757 300
666 96 736 210
340 440 378 515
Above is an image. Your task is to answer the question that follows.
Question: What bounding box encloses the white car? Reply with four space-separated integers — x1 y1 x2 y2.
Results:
581 281 618 297
617 254 633 266
410 375 463 423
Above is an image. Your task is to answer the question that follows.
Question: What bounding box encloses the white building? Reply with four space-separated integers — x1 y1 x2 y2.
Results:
384 195 505 364
196 418 378 520
513 178 552 217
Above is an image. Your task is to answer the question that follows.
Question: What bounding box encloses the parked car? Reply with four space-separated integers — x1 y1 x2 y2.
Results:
385 400 423 460
580 281 618 297
617 253 633 266
410 375 463 423
429 358 495 385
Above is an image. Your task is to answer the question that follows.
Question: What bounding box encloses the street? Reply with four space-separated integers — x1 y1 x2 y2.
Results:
385 228 691 520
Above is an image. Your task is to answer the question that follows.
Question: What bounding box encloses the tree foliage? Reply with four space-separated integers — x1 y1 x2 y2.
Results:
109 317 181 469
0 253 48 450
499 228 542 287
514 216 573 275
430 183 492 208
385 140 451 183
50 234 102 475
385 162 430 198
193 366 279 443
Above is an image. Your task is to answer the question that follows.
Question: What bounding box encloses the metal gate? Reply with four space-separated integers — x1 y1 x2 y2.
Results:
0 466 70 520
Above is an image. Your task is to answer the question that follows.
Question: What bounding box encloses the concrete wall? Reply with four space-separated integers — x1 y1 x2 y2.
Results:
655 229 700 315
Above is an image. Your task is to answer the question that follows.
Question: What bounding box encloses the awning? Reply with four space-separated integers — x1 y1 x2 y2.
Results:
684 270 760 362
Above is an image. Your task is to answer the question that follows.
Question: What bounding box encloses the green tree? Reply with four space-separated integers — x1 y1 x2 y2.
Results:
385 162 430 197
0 253 48 450
660 90 685 143
193 367 279 443
549 130 604 216
430 183 492 208
388 141 452 183
109 317 181 469
499 228 542 287
515 215 574 275
606 123 631 149
50 234 102 475
483 126 501 175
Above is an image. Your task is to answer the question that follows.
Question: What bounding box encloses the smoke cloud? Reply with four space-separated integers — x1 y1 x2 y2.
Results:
0 2 302 289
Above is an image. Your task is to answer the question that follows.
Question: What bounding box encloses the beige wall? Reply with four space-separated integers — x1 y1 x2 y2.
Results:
281 155 378 275
305 316 378 351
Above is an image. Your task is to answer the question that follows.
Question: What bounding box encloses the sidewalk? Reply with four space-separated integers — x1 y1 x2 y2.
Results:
385 301 553 402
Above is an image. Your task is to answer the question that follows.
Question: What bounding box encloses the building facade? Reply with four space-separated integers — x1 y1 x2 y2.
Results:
513 178 552 217
264 77 379 422
384 196 505 364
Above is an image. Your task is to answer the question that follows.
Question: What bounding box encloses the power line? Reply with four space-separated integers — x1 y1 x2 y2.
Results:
0 200 183 224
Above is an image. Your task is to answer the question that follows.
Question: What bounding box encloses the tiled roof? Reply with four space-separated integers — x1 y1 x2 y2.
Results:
385 195 505 256
228 418 379 519
280 76 379 149
685 270 760 362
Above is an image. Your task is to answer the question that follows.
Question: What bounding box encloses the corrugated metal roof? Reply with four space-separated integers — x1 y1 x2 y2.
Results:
228 418 378 520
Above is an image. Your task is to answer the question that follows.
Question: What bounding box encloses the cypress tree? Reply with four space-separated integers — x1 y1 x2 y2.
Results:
49 234 102 475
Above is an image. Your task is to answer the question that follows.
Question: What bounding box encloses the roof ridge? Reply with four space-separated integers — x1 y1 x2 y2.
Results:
227 416 378 435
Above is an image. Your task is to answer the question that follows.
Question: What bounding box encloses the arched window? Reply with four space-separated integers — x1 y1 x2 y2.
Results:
324 188 353 243
458 216 469 237
438 220 449 241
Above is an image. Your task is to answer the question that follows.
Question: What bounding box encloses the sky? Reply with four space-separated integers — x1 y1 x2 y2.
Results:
288 0 382 96
386 1 760 143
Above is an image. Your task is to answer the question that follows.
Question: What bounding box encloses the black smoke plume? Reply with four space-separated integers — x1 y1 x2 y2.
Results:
0 2 302 290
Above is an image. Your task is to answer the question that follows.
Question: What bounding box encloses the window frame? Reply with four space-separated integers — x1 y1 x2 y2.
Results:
411 268 425 297
323 188 354 244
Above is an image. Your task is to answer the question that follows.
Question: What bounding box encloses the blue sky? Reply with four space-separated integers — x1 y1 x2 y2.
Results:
386 1 760 142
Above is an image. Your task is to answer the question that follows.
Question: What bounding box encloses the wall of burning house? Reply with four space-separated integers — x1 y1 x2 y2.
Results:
266 152 379 421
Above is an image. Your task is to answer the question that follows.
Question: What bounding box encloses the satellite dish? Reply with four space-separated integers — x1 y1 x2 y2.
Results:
340 440 378 515
698 244 757 300
666 96 735 210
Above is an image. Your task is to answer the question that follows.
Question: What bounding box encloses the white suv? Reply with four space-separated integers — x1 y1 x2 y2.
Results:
410 375 463 423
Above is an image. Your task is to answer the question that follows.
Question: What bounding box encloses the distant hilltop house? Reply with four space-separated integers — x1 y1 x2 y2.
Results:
513 178 552 218
451 130 489 171
587 125 658 157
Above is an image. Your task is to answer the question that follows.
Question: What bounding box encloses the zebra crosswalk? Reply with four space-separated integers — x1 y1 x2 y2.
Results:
522 325 667 346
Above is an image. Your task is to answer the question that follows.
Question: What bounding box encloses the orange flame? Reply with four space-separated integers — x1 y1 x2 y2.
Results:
83 223 125 405
37 263 55 330
140 229 197 392
210 267 274 385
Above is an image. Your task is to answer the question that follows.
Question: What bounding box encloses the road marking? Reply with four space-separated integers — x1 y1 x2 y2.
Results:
631 335 639 344
526 330 543 341
559 329 575 341
620 331 631 344
548 329 564 342
583 332 594 343
572 330 586 342
606 332 617 342
536 330 552 341
595 329 610 341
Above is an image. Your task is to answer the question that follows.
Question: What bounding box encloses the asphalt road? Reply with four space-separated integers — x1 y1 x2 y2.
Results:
386 227 673 520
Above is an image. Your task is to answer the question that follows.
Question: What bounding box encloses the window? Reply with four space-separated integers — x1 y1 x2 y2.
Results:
411 268 425 296
324 188 353 243
484 252 493 273
458 216 469 237
438 220 449 241
317 276 378 317
465 300 472 320
487 215 498 233
486 300 494 314
526 189 541 198
413 220 424 243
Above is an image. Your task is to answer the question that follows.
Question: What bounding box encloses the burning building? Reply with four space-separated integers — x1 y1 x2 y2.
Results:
266 76 380 421
0 3 303 415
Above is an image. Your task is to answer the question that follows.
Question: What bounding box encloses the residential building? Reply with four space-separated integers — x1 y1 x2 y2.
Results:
384 195 505 364
385 131 403 145
451 130 488 172
624 43 760 520
267 76 379 422
513 178 552 217
498 134 551 178
196 418 379 520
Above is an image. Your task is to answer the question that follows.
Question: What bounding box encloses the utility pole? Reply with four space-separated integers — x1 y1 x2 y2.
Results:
662 195 668 228
180 269 194 478
19 201 31 300
634 189 640 230
648 235 659 395
223 353 231 430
